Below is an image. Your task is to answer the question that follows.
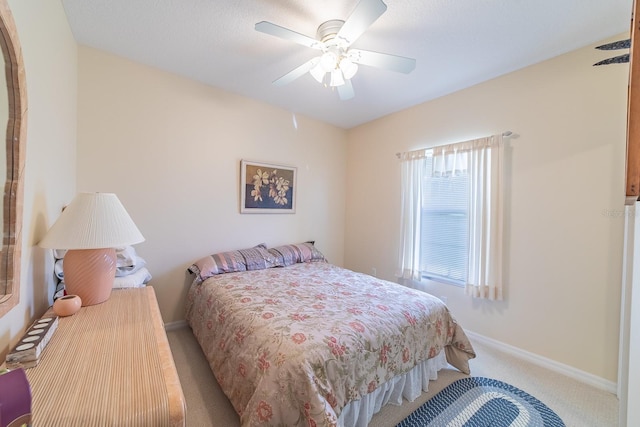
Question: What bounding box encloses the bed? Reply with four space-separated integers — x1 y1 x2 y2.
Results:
185 243 475 427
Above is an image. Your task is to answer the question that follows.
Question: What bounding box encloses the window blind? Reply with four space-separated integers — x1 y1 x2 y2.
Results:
420 155 469 284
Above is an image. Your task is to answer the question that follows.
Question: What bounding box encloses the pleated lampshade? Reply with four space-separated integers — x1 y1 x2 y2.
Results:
39 192 144 249
39 192 145 306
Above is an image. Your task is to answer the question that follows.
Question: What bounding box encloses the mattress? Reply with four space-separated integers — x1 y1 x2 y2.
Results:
186 262 475 426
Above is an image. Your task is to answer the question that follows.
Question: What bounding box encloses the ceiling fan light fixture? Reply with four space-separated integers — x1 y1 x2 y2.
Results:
330 69 345 87
309 62 326 83
340 58 358 80
320 51 338 72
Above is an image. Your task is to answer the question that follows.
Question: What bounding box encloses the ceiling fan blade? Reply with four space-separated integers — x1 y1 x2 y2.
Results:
273 57 319 86
336 0 387 47
595 39 631 50
349 49 416 73
593 53 630 66
255 21 323 49
337 79 355 100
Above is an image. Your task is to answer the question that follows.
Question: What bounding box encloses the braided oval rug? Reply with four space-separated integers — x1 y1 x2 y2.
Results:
396 377 565 427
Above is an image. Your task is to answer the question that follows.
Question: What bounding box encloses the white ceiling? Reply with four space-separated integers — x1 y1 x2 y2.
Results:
61 0 633 129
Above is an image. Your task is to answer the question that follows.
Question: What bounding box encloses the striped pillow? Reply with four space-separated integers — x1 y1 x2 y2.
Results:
268 242 327 267
188 244 276 284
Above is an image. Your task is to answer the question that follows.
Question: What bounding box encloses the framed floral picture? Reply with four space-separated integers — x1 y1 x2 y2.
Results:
240 160 297 213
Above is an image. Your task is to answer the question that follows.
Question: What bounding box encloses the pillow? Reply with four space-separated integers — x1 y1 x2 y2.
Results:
268 242 327 267
187 244 276 284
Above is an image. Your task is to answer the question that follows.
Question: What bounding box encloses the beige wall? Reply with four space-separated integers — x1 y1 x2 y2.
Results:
344 35 629 382
1 2 625 386
0 0 77 359
76 46 347 323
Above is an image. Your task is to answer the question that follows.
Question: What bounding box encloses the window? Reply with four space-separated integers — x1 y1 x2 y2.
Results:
420 156 469 285
397 134 504 300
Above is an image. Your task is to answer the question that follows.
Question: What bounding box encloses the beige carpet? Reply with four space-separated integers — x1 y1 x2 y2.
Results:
167 327 618 426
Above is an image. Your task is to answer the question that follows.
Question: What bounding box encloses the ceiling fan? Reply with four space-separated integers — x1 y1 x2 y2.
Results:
255 0 416 100
593 38 630 66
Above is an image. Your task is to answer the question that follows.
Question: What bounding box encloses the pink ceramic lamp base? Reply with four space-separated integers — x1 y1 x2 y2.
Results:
63 248 116 306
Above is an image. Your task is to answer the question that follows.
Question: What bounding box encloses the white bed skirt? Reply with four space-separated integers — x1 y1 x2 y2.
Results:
337 351 449 427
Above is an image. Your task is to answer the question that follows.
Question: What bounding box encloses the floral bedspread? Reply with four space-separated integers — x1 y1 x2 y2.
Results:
185 262 475 427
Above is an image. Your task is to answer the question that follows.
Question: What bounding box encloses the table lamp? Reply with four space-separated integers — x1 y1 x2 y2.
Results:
38 192 145 306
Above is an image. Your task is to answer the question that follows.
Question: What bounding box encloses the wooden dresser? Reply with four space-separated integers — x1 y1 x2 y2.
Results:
25 287 186 426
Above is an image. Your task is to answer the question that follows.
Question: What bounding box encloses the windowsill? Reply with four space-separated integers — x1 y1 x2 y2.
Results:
421 275 465 288
400 276 465 294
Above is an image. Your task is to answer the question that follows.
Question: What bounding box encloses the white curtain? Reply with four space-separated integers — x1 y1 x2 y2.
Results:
468 136 504 299
437 135 504 300
397 135 504 300
396 150 429 281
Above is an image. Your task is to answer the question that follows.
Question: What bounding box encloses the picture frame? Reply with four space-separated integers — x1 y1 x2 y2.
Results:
240 160 297 214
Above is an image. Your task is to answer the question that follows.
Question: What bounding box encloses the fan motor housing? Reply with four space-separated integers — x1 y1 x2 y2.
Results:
317 20 345 43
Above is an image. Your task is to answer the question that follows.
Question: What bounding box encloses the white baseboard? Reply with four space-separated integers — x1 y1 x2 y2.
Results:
465 330 617 395
165 320 188 331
